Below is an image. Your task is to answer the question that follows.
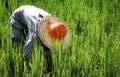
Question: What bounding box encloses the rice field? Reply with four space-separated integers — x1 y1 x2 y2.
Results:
0 0 120 77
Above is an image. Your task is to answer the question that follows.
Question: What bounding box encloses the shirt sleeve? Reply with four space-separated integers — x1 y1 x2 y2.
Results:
23 30 36 60
23 17 38 60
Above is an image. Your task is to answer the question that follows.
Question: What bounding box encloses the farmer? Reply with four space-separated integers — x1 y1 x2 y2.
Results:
10 5 71 72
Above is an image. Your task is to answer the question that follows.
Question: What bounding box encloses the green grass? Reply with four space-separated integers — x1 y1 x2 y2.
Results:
0 0 120 77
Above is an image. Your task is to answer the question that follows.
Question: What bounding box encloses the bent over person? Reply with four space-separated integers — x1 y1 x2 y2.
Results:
10 5 71 73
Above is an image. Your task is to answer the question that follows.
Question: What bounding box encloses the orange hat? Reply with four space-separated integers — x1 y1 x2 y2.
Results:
38 16 71 51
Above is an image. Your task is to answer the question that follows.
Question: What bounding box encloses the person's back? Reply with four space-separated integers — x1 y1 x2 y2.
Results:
10 5 51 32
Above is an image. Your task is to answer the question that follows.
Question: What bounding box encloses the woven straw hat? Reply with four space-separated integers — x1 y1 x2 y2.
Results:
38 16 71 51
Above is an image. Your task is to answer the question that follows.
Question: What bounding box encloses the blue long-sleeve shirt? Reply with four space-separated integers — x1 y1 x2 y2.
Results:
10 5 51 60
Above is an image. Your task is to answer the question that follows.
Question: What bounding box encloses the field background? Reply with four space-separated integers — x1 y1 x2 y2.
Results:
0 0 120 77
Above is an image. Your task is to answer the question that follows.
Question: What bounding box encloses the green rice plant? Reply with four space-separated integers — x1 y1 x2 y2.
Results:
31 42 45 77
0 0 120 77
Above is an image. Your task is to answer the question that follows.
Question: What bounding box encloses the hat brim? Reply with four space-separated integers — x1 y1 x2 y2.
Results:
38 16 71 51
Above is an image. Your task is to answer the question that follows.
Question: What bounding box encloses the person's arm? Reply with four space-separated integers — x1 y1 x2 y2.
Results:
23 31 35 61
23 32 34 69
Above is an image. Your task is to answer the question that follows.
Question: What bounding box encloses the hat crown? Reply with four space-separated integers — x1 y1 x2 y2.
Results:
46 21 67 41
